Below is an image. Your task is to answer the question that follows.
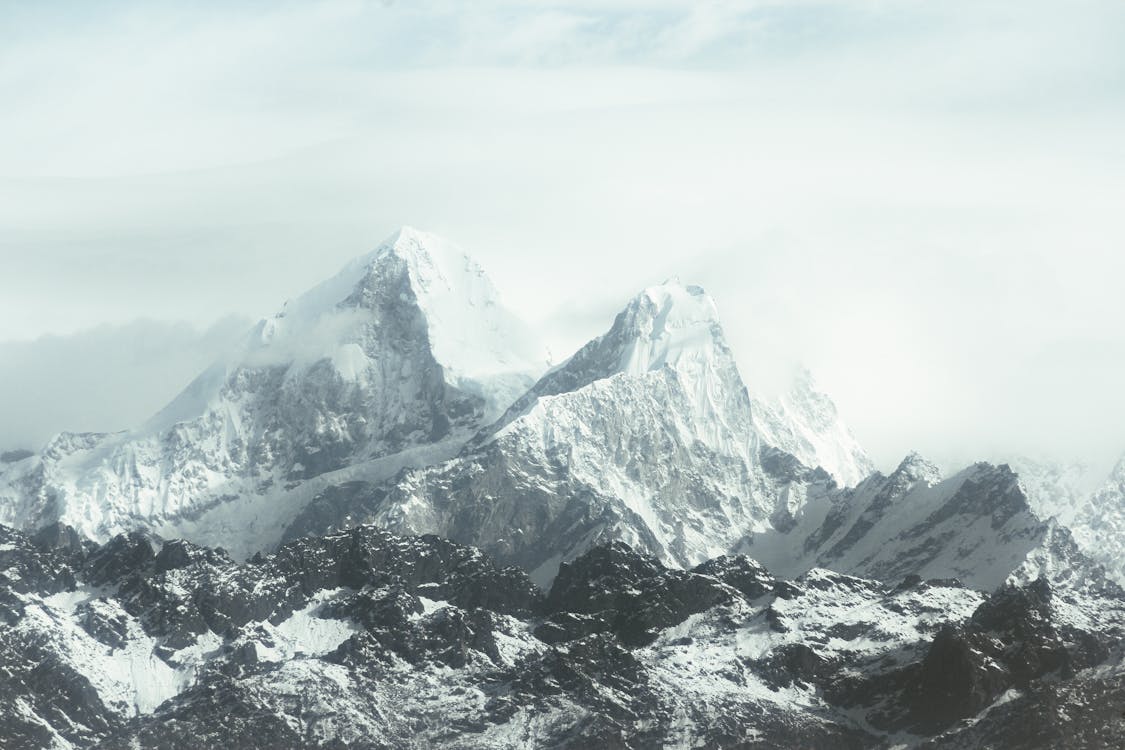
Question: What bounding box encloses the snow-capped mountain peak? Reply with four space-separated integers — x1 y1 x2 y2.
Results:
0 228 548 556
1108 453 1125 484
764 367 876 488
478 280 741 444
291 279 849 581
240 226 546 411
614 281 724 376
889 450 943 485
376 227 546 382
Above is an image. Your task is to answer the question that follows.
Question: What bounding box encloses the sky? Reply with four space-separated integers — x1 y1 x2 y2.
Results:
1 0 1124 476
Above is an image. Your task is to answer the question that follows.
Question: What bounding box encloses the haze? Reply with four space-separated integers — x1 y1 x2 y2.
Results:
2 0 1124 477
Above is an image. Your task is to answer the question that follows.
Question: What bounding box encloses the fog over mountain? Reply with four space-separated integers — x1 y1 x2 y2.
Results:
3 1 1124 474
0 318 249 454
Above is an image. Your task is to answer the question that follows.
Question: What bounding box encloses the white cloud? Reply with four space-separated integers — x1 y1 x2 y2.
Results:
1 0 1123 473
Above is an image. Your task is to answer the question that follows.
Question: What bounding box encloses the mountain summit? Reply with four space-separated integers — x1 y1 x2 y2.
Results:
478 280 748 448
0 228 547 557
201 225 545 421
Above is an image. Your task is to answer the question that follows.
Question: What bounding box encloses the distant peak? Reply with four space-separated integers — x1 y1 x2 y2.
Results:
372 226 470 269
377 224 427 245
238 227 545 408
892 451 941 483
360 228 545 386
390 224 423 241
612 281 727 376
341 227 494 304
385 224 442 251
625 280 720 332
1109 453 1125 483
897 450 928 466
645 278 709 301
480 279 736 436
790 364 817 390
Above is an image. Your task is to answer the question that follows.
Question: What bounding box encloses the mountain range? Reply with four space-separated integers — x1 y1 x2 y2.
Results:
2 227 1124 749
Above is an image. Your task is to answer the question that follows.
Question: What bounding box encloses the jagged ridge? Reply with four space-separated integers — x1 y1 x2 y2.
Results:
2 524 1123 749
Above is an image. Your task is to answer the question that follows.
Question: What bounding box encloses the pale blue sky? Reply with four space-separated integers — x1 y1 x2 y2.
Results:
2 0 1124 471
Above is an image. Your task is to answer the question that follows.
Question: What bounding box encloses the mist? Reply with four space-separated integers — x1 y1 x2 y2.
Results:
2 0 1124 477
0 318 249 453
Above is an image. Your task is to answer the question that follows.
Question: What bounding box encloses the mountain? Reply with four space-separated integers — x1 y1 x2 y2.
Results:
751 366 874 489
3 522 1123 749
0 232 873 575
284 281 872 585
738 453 1109 592
1003 454 1125 587
0 228 547 558
3 226 1124 749
1007 455 1092 528
1066 455 1125 584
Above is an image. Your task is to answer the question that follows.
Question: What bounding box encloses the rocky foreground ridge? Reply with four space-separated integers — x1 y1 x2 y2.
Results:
2 522 1124 749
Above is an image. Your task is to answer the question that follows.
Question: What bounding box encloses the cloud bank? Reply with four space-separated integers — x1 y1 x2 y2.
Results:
1 0 1124 474
0 318 249 453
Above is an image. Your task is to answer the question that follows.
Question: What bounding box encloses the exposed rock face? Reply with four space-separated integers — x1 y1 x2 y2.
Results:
537 541 735 646
3 524 1123 749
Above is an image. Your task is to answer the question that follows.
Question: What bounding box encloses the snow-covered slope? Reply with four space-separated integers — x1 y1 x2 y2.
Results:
1007 455 1092 526
1006 453 1125 587
739 452 1107 592
1066 455 1125 584
750 367 874 489
480 281 757 453
0 228 547 557
285 281 856 584
476 313 872 491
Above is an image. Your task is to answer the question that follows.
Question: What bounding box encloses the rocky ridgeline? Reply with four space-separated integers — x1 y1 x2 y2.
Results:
2 523 1124 749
